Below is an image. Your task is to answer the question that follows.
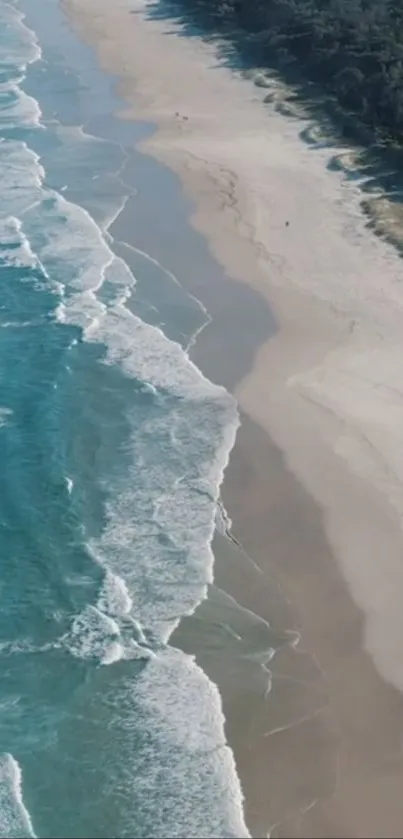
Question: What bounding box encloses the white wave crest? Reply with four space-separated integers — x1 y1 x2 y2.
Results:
62 603 153 665
0 216 43 270
0 2 41 69
0 140 43 218
97 569 133 618
128 647 250 837
0 754 36 839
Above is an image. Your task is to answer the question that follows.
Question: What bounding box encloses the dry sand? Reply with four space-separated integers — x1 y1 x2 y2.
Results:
64 0 403 835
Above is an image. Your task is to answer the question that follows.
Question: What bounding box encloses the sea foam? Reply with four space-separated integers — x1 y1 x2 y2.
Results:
0 754 36 839
0 2 248 837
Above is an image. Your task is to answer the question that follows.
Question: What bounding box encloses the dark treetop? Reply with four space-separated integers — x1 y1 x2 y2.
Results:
177 0 403 143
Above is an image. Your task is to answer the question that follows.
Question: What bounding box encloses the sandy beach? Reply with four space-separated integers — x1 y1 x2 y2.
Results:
64 0 403 835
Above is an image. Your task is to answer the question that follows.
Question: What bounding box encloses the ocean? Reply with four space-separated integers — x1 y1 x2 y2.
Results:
0 0 249 835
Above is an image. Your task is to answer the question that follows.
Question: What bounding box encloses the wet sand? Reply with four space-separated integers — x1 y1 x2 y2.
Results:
216 415 403 838
64 0 403 835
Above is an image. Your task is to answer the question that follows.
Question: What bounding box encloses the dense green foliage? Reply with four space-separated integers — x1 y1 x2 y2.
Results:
179 0 403 140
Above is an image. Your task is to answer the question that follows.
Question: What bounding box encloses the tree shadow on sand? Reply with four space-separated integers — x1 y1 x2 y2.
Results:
139 0 403 259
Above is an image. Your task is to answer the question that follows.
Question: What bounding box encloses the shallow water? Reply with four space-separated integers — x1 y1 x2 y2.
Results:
0 1 252 835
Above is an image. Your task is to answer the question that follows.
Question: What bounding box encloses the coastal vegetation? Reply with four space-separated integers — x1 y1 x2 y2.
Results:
178 0 403 142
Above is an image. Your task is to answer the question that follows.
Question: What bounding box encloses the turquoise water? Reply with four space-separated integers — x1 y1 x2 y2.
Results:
0 1 249 836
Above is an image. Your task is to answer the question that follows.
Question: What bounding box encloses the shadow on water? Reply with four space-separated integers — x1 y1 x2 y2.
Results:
142 0 403 260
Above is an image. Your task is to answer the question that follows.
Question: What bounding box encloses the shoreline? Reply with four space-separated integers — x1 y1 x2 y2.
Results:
63 0 403 836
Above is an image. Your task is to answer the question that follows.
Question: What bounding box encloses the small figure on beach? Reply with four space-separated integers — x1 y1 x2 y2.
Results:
285 220 290 226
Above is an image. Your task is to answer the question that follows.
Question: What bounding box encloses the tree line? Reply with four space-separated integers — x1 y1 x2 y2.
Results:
178 0 403 142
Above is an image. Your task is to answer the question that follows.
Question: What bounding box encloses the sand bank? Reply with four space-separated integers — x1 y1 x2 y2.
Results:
63 0 403 835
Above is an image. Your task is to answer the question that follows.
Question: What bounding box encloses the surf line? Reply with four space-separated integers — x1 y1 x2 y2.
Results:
216 497 242 548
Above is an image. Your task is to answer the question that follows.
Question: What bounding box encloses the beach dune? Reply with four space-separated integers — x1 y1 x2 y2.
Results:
65 0 403 835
